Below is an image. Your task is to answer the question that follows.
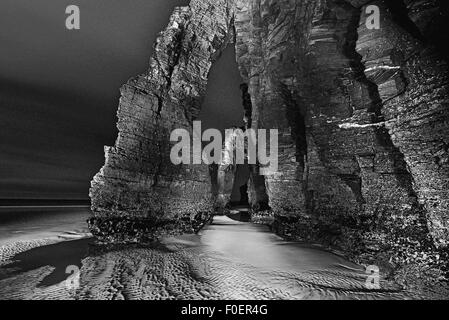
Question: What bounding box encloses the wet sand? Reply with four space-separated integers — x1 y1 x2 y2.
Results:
0 213 418 300
0 207 91 246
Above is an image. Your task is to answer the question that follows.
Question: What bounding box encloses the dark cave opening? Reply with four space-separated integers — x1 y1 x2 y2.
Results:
230 164 250 206
228 164 251 223
197 43 271 216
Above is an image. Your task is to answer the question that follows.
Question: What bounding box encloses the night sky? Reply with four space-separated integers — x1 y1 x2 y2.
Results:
0 0 243 200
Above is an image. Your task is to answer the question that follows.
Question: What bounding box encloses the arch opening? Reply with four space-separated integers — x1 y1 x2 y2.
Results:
197 44 270 221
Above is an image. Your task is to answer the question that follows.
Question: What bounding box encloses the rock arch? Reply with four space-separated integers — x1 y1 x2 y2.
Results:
89 0 238 242
89 0 449 288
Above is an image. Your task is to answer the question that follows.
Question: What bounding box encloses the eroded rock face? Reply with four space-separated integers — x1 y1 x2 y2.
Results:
233 0 449 279
91 0 449 288
357 0 449 249
89 0 236 243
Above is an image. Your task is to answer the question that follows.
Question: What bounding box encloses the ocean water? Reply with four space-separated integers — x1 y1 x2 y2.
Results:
0 207 91 246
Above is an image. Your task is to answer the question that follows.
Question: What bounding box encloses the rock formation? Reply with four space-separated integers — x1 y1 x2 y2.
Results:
90 0 449 291
89 0 236 242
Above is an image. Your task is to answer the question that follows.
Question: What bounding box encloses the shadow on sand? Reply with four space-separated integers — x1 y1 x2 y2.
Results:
0 238 93 287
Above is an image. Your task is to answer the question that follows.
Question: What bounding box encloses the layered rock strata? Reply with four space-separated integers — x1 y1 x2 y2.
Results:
89 0 236 243
91 0 449 290
232 0 449 289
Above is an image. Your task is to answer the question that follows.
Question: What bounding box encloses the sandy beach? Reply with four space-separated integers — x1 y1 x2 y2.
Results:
0 208 420 300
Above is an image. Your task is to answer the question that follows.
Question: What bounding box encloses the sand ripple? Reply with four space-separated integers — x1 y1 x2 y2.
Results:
0 216 420 300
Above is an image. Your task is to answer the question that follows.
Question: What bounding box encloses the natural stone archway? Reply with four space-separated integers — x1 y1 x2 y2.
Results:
90 0 449 291
214 80 270 214
89 0 237 242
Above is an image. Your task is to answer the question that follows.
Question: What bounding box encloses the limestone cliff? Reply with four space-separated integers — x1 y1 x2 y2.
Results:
89 0 236 243
90 0 449 292
233 0 449 290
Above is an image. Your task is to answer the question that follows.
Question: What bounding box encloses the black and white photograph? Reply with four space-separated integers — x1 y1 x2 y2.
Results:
1 0 449 308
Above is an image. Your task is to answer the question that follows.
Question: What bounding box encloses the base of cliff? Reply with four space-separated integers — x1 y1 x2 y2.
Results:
87 211 212 244
272 214 449 300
